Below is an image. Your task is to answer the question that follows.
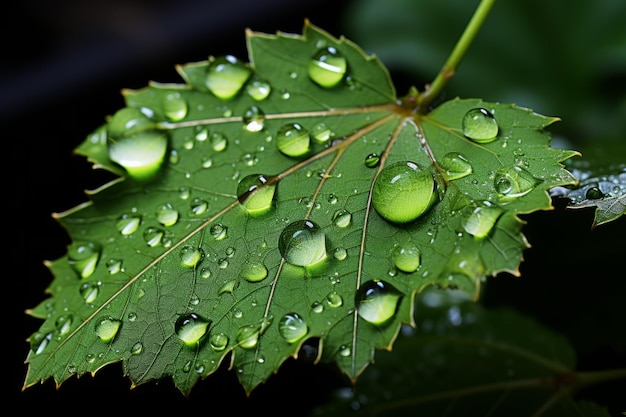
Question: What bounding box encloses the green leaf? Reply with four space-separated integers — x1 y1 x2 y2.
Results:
24 21 578 396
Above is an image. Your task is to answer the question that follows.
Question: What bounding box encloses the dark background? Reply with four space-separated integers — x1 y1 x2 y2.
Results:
9 0 625 414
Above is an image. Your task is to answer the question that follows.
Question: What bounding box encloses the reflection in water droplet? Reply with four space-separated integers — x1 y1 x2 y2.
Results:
276 123 310 157
356 280 402 325
462 108 499 143
156 203 179 226
240 262 268 282
116 213 141 235
175 313 211 345
440 152 473 180
494 165 541 201
95 316 122 342
210 332 229 351
205 55 252 100
308 46 347 88
246 78 271 101
108 131 168 180
391 242 421 273
237 174 277 215
180 245 204 268
163 93 188 121
68 241 101 279
278 313 308 343
243 106 265 132
332 209 352 228
462 201 504 238
372 161 438 224
279 220 327 267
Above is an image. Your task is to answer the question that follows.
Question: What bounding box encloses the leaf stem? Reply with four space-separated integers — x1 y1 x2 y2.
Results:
417 0 497 111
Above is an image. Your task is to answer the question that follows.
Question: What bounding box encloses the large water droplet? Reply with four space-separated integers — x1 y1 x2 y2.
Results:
163 92 188 121
95 316 122 342
276 123 310 157
308 46 347 88
240 262 268 282
205 55 252 100
237 174 277 215
175 313 210 345
494 165 541 201
243 106 265 132
356 281 402 326
462 108 499 143
278 220 327 267
108 131 168 180
68 241 101 279
372 161 438 224
180 245 205 268
156 202 179 226
107 107 156 139
278 312 308 343
462 201 504 238
391 242 421 273
440 152 473 180
210 332 229 351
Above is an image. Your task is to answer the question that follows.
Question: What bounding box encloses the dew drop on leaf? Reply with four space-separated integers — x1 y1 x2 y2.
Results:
462 108 499 143
240 262 268 282
236 324 260 349
156 202 179 226
143 226 165 247
209 333 229 351
131 342 143 355
246 77 272 101
440 152 473 180
210 223 228 240
67 241 101 279
31 332 52 355
237 174 277 215
55 314 73 335
190 198 209 215
80 282 99 304
356 280 402 326
210 132 228 152
106 258 123 274
218 279 238 295
333 247 348 261
107 107 156 138
494 165 542 201
163 92 188 121
175 313 210 345
462 201 504 238
311 122 333 143
205 55 252 100
372 161 438 224
326 292 343 307
364 153 380 168
276 123 311 157
391 242 421 273
243 105 265 132
107 131 168 180
116 213 141 235
95 316 122 342
332 209 352 228
179 245 205 268
278 312 308 343
308 46 347 88
278 220 327 267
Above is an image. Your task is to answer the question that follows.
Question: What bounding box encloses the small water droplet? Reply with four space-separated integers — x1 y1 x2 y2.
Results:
391 242 421 273
364 153 380 168
106 258 123 274
276 123 310 157
240 262 268 282
31 332 53 355
210 223 228 240
278 220 327 267
311 301 324 313
210 132 228 152
175 313 210 345
116 213 141 235
218 279 238 294
108 131 168 180
237 174 277 215
180 245 205 268
585 186 604 199
462 201 504 238
163 92 188 121
190 198 209 215
209 332 229 351
143 226 164 247
440 152 473 180
462 108 499 143
243 106 265 132
68 241 101 279
372 161 438 224
236 324 260 349
246 77 272 101
356 280 402 326
80 282 99 303
278 312 308 343
332 209 352 228
156 203 179 226
131 342 143 355
205 55 252 100
308 46 347 88
311 122 333 143
494 165 541 201
333 247 347 261
95 316 122 342
55 314 73 335
326 292 343 308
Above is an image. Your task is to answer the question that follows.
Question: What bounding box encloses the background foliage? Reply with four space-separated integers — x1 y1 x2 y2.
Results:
11 0 624 414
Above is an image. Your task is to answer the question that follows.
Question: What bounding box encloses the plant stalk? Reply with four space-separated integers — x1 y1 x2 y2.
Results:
417 0 497 110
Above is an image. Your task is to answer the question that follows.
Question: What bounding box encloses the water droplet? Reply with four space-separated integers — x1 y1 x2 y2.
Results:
327 193 338 204
131 342 143 355
240 262 268 282
332 209 352 228
276 123 310 157
209 332 229 351
236 324 260 349
106 258 123 274
163 92 188 121
237 174 277 215
391 242 421 273
210 132 228 152
180 245 204 268
278 312 308 343
311 301 324 313
156 202 179 226
440 152 473 180
326 292 343 307
333 247 347 261
67 241 101 279
55 314 73 335
494 165 541 201
365 153 380 168
108 131 168 180
210 223 228 240
585 186 604 199
116 213 141 235
279 220 327 267
205 55 252 100
311 122 333 143
246 77 271 101
190 198 209 215
95 316 122 342
218 279 238 294
372 161 438 224
462 108 499 143
308 46 347 88
338 344 351 357
356 280 402 326
462 201 504 238
143 226 164 247
31 332 52 355
107 107 156 140
243 106 265 132
175 313 210 345
80 282 99 303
